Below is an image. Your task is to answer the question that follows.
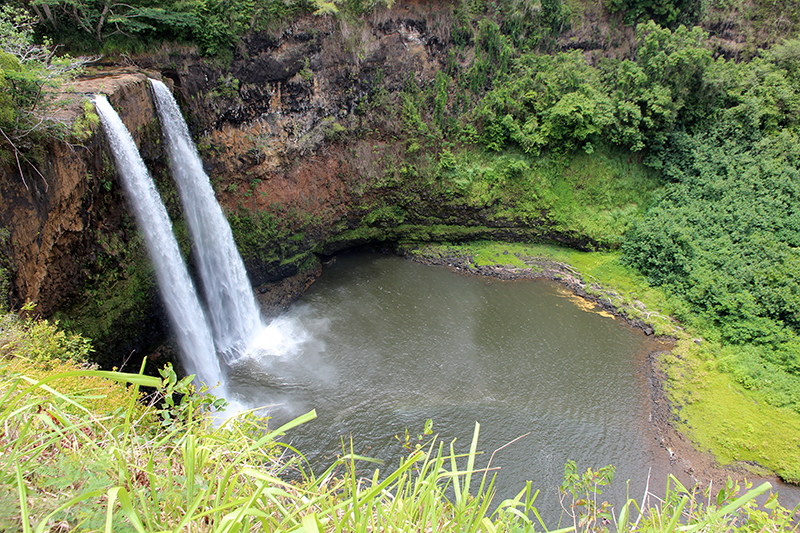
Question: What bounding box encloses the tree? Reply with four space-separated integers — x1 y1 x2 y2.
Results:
606 0 704 27
0 6 90 188
27 0 197 44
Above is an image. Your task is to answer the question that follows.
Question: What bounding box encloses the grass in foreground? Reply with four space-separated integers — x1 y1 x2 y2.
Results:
2 308 798 531
1 359 797 532
408 241 800 485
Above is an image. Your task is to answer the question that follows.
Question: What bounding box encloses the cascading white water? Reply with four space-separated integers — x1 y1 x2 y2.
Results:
150 79 261 363
94 94 224 390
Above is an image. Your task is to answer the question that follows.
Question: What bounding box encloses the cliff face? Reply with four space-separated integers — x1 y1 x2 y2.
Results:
0 3 592 365
133 3 593 283
1 73 158 312
0 71 175 366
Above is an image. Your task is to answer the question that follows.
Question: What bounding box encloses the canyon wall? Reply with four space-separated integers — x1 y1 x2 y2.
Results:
0 71 173 366
0 3 596 366
132 3 594 281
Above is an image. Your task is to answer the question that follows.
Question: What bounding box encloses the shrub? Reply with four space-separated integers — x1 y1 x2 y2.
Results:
0 307 92 364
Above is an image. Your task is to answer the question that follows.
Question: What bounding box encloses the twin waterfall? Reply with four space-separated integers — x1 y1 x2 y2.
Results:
94 80 262 392
150 80 260 363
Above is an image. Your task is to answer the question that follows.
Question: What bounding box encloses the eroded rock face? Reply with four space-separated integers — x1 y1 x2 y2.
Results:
1 72 160 313
0 2 591 365
0 71 174 367
131 3 589 272
156 4 592 261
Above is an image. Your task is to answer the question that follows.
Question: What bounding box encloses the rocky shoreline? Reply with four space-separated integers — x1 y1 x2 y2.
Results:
400 245 657 335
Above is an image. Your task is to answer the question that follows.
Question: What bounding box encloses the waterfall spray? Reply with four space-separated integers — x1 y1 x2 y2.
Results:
94 94 224 390
150 79 261 363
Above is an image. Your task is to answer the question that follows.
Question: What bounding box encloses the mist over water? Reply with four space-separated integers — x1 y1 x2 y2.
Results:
226 253 664 521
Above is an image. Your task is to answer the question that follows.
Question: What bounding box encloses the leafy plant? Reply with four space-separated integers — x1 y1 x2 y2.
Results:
628 475 793 533
70 99 100 141
605 0 704 27
623 127 800 408
0 305 93 364
559 460 616 532
156 362 228 428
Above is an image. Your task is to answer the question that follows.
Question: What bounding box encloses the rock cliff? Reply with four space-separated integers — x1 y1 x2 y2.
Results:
0 71 172 365
131 3 592 279
0 3 591 366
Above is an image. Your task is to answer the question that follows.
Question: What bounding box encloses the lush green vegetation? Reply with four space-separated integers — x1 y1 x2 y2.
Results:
2 312 798 531
620 40 800 415
374 6 800 474
606 0 703 27
11 0 398 58
5 0 800 519
0 5 89 173
470 22 721 156
355 11 800 454
17 0 318 55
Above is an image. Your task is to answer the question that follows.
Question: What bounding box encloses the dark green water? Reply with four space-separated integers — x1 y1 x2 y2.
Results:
229 253 667 521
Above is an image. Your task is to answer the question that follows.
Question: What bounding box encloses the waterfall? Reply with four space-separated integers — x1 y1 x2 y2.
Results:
150 79 261 363
94 95 224 390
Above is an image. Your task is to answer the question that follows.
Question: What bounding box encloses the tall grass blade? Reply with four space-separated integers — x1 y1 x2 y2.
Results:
617 499 631 533
677 482 772 533
15 462 32 533
109 487 146 533
23 369 160 389
258 409 317 442
302 512 323 533
665 495 689 533
464 421 480 501
449 440 462 504
186 433 196 508
105 487 117 533
122 358 148 446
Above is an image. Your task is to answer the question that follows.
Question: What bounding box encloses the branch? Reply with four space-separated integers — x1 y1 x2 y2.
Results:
72 4 94 37
0 127 29 191
24 155 49 192
96 4 110 42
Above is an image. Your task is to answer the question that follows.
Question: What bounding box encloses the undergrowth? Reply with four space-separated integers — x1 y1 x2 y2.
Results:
412 145 660 248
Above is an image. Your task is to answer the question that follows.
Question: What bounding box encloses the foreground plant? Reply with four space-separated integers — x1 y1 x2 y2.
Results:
559 460 799 533
3 362 799 531
2 308 798 532
0 353 553 532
